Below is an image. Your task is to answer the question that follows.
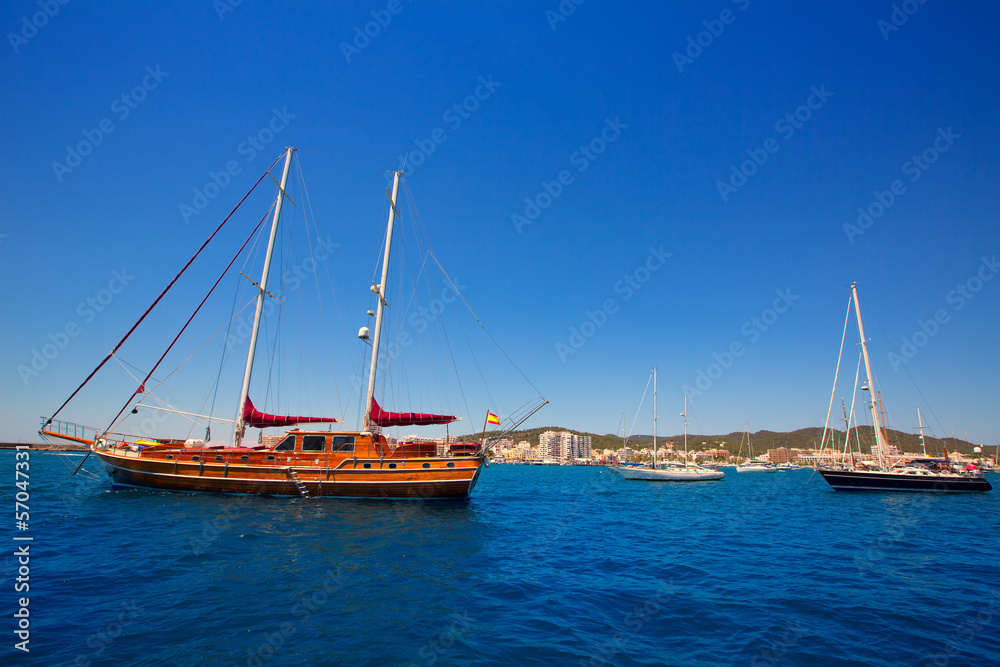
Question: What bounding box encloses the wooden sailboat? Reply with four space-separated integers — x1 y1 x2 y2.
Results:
817 283 991 493
40 148 545 498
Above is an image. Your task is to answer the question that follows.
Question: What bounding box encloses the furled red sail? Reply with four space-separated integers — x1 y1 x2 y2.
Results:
369 397 457 427
243 397 340 429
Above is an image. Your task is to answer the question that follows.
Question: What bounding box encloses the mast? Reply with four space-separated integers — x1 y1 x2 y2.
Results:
681 395 688 468
652 367 657 468
917 407 927 457
851 282 889 469
363 170 403 431
235 147 295 446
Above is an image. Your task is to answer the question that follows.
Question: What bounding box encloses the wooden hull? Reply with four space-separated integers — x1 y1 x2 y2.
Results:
94 448 483 499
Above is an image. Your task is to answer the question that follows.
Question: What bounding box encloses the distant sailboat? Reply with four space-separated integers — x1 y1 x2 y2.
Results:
735 423 777 473
615 370 723 482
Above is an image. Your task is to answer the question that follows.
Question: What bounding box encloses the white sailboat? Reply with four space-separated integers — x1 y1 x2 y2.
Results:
616 372 723 482
735 423 777 473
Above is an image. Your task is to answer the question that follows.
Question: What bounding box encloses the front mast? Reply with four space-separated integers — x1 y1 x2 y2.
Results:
363 170 403 431
851 282 889 468
235 147 296 446
652 367 658 469
681 395 688 468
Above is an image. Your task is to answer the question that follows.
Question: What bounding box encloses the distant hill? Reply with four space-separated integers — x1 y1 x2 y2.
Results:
462 426 989 457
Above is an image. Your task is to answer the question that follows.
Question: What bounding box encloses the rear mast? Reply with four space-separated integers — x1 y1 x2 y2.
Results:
363 170 402 432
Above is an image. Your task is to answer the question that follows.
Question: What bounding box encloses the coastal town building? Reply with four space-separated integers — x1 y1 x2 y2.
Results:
538 431 592 462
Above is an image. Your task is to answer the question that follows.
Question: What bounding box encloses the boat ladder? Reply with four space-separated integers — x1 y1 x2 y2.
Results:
286 469 310 498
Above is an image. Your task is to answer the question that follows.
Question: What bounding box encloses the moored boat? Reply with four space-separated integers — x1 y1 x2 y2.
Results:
815 283 991 494
615 370 723 482
734 423 777 473
41 148 545 498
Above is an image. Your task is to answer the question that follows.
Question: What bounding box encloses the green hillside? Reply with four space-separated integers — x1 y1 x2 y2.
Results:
464 425 989 457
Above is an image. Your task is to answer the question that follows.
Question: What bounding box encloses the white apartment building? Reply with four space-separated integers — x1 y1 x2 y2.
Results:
538 431 592 462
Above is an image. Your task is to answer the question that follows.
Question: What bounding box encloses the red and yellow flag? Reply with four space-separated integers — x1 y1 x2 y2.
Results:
486 412 500 425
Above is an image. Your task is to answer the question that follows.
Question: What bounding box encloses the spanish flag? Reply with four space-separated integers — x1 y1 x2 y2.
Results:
486 412 500 425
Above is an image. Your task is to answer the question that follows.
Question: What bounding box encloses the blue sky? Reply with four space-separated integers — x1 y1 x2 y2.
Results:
2 1 998 447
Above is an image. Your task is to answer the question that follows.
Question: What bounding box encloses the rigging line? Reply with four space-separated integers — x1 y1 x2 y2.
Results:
120 293 259 399
425 248 543 396
110 357 208 428
104 207 272 434
296 158 345 416
820 294 855 451
843 350 863 458
865 300 948 442
46 153 283 426
209 197 278 427
418 241 474 422
627 369 655 440
156 291 261 437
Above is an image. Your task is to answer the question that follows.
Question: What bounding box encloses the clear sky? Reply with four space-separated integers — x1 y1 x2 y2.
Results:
2 1 998 447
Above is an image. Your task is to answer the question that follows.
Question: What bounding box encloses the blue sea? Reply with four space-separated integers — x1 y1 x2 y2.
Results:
4 451 999 666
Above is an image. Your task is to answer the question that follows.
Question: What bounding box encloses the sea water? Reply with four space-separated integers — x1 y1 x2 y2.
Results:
3 451 999 666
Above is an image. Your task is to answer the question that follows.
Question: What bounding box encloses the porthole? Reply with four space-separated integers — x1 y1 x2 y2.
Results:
215 455 224 462
363 463 372 469
422 463 430 468
191 455 200 461
388 463 397 469
266 455 276 462
240 455 249 463
165 454 174 460
447 462 455 468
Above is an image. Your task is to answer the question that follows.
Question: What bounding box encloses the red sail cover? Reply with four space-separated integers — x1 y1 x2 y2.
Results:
370 397 457 427
242 397 340 429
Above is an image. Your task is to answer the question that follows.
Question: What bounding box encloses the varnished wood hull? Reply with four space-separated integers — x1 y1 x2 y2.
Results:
95 449 483 499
